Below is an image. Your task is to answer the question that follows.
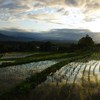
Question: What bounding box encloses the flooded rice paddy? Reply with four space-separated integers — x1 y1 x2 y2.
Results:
0 60 58 93
45 60 100 86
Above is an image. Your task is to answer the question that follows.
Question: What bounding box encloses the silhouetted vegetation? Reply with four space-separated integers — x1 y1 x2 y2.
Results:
78 35 94 48
0 35 97 53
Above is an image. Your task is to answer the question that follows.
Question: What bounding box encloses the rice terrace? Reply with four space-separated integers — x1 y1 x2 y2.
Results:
1 36 100 100
1 0 100 100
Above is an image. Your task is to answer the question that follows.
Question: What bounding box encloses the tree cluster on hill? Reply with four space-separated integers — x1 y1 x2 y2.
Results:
78 35 94 48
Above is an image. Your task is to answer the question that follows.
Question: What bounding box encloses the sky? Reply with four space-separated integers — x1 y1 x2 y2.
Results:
0 0 100 32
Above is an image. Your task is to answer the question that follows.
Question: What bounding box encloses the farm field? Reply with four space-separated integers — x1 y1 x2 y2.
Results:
0 51 100 100
1 0 100 99
0 60 58 94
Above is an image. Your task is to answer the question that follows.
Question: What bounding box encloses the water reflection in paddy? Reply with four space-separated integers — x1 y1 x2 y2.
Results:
45 60 100 85
0 60 58 93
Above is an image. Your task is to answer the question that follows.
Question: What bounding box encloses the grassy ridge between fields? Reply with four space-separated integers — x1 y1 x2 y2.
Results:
0 52 52 61
0 52 80 68
0 52 92 99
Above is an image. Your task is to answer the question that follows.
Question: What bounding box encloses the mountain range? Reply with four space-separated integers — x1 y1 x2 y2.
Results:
0 29 99 43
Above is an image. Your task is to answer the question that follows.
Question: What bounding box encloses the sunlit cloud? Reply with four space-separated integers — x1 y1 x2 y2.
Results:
0 0 100 32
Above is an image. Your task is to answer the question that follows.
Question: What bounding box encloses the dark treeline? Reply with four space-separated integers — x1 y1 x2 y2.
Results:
0 41 78 53
0 41 38 53
0 35 97 53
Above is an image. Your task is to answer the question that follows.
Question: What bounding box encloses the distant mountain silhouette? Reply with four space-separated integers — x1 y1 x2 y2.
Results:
0 33 16 41
0 29 98 43
0 33 34 41
0 31 77 43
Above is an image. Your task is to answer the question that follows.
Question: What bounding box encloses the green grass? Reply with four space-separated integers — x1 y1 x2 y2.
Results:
0 50 92 68
0 52 76 68
0 52 51 61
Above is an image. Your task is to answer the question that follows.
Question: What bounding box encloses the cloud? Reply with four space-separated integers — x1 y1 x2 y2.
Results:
0 0 65 21
65 0 78 6
0 0 100 32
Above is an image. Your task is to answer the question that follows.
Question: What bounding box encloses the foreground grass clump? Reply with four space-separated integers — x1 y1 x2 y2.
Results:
0 52 91 99
28 82 100 100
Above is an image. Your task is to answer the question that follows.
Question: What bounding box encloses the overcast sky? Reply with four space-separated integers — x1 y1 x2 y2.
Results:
0 0 100 32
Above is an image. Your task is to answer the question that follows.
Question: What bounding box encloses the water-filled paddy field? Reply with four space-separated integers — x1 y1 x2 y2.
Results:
1 51 100 100
44 60 100 86
0 60 58 93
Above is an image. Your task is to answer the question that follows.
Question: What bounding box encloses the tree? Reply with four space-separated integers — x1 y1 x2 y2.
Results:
78 35 94 47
